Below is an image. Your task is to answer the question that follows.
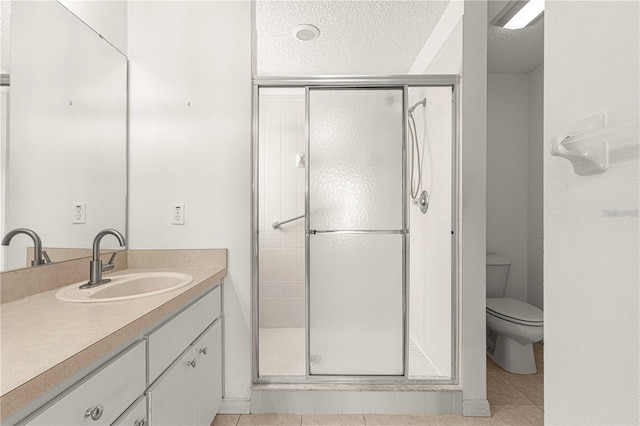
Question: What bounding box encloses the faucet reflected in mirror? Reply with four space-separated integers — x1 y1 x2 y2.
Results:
80 229 126 289
1 228 51 267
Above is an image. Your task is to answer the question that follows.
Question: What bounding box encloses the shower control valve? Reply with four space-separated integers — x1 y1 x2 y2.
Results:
412 191 429 214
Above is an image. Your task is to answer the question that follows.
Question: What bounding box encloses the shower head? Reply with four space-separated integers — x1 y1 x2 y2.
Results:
408 98 427 115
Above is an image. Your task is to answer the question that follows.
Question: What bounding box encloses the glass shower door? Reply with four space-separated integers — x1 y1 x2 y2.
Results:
308 88 405 376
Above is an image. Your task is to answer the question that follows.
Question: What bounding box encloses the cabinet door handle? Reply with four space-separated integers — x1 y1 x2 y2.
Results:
187 359 197 368
84 405 104 421
134 418 147 426
199 347 208 355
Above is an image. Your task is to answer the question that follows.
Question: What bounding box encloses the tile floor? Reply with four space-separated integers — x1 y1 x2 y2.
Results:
214 344 544 425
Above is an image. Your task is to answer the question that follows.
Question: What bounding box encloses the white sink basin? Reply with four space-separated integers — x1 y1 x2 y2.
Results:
56 272 194 303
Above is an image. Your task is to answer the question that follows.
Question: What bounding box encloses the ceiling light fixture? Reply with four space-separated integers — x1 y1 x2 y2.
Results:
292 24 320 42
492 0 544 30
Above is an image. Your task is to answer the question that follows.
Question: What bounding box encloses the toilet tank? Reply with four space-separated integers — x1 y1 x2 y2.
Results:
486 254 511 298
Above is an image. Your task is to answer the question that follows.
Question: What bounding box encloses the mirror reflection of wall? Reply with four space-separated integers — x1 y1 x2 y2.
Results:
1 1 128 272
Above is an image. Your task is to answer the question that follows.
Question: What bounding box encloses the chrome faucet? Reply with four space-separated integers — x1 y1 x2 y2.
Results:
80 229 126 289
1 228 51 266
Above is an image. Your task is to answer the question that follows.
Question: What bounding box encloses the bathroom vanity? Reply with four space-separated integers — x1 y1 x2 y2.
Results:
0 250 226 426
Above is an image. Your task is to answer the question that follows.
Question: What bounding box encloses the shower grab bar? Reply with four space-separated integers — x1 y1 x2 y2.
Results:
308 229 407 235
272 214 305 229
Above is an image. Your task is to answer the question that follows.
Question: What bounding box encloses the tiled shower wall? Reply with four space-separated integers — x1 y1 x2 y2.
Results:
408 87 453 377
258 92 306 328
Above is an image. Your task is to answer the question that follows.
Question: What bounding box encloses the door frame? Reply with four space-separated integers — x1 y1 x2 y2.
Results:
252 75 460 386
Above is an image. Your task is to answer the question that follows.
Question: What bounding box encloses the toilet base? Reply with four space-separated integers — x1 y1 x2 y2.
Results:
488 334 537 375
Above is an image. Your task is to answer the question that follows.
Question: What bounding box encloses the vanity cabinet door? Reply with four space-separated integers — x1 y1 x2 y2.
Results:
194 320 222 426
147 347 196 426
147 286 221 385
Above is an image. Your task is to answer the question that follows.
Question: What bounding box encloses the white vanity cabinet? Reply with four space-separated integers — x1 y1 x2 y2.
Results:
146 285 223 426
147 320 222 426
20 341 146 426
14 283 223 426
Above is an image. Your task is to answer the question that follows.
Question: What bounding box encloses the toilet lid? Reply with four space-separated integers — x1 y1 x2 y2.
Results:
487 298 543 324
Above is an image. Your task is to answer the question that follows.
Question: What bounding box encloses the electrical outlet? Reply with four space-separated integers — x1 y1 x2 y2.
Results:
73 202 86 224
172 203 185 225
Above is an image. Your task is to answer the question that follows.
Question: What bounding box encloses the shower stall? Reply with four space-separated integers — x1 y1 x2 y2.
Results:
253 76 458 384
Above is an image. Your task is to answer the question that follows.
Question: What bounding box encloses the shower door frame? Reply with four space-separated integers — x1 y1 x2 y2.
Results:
252 75 460 386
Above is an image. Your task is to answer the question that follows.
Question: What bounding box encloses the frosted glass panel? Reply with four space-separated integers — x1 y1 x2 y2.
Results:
309 234 403 375
309 89 403 230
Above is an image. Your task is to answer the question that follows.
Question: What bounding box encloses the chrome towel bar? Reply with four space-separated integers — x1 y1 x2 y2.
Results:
271 214 305 230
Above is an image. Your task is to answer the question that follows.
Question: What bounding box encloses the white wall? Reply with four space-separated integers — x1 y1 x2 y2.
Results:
487 73 529 302
58 0 127 55
258 91 306 329
408 86 453 378
527 64 543 310
544 1 639 424
127 1 252 404
486 68 543 308
460 0 489 416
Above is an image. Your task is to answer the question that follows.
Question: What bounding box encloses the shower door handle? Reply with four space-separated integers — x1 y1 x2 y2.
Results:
307 230 406 235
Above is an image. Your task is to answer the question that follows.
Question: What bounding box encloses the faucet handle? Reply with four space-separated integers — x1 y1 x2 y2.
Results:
42 251 52 264
101 252 118 273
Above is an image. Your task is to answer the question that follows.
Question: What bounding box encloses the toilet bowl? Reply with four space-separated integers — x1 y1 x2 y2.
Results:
486 255 543 374
486 297 543 374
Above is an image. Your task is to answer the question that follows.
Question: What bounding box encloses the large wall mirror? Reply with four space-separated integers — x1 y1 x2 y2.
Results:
1 1 127 272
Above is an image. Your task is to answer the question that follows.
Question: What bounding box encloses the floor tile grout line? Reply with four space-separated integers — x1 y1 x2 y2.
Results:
501 372 543 406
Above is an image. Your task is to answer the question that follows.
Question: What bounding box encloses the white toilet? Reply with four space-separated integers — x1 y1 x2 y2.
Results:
486 254 543 374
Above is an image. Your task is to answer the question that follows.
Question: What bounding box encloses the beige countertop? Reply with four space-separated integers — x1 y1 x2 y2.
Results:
0 264 226 420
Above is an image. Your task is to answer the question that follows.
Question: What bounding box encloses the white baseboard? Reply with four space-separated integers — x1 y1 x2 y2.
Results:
462 399 491 417
219 397 251 414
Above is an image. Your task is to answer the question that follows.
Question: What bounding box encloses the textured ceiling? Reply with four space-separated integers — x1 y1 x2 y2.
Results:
255 0 450 75
487 0 544 73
